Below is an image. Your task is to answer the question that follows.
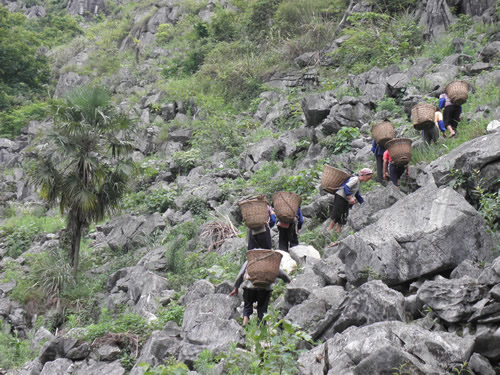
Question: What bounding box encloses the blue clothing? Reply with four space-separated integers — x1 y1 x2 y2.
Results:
371 140 386 156
296 207 304 230
343 177 364 204
439 96 462 114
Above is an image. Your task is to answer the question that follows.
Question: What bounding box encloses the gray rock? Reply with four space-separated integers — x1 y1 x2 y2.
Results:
475 70 500 90
40 358 72 375
94 343 121 361
65 342 90 360
473 332 500 362
180 280 215 307
105 214 166 252
319 97 372 135
298 321 474 375
70 359 126 375
301 92 337 128
285 273 325 306
479 256 500 286
130 328 182 375
481 41 500 62
54 72 89 98
423 132 500 193
339 184 494 286
469 352 496 375
450 259 484 280
332 280 406 334
312 254 346 286
348 183 406 231
417 278 487 323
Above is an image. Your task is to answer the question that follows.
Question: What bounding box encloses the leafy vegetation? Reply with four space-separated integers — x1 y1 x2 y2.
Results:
29 85 135 279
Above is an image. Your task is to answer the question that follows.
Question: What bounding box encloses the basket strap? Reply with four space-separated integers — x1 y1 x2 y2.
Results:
247 252 277 267
282 198 297 219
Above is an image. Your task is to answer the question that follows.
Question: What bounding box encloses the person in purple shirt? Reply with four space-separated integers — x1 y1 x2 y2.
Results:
439 93 462 137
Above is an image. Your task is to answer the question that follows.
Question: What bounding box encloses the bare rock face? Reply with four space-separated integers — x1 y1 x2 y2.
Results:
338 183 494 286
298 321 474 375
419 0 454 40
66 0 107 17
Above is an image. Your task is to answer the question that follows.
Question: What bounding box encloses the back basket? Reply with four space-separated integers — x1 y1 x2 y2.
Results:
321 165 351 193
411 103 435 131
239 196 268 230
246 249 283 286
371 121 395 147
445 81 469 105
385 138 412 166
272 191 302 224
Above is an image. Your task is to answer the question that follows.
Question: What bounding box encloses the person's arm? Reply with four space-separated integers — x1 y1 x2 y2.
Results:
383 159 388 179
296 207 304 230
406 164 410 177
371 140 377 154
232 261 248 291
355 191 364 204
438 97 446 109
277 270 291 284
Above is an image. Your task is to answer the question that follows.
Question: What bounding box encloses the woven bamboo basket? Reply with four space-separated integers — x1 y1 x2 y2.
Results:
272 191 302 224
445 81 469 105
321 165 351 193
246 249 283 286
371 121 395 147
239 196 268 230
411 103 435 131
385 138 412 165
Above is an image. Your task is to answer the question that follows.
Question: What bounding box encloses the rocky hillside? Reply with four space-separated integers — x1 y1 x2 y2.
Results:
0 0 500 374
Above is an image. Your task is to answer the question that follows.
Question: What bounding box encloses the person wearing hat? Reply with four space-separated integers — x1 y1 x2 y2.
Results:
328 168 373 233
229 260 291 325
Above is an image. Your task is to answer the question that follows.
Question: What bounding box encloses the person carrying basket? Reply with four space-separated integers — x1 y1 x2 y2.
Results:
328 168 373 233
229 259 290 325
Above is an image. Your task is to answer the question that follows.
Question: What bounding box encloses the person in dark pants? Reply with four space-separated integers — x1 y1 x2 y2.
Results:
277 207 303 252
383 150 409 187
248 205 276 250
439 93 462 137
229 260 291 325
371 140 386 183
328 168 373 232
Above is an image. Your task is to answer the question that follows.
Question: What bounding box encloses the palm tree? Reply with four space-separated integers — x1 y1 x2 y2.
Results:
29 86 134 279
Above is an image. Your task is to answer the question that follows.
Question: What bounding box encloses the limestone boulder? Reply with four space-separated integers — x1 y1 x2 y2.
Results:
339 184 494 286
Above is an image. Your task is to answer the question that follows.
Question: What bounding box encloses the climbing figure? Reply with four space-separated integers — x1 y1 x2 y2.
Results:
328 168 373 233
277 206 303 252
248 205 275 250
439 92 462 137
371 139 386 183
422 107 445 144
229 259 290 325
383 149 409 187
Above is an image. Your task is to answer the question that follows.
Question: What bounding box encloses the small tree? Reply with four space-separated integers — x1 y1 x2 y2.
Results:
29 86 134 279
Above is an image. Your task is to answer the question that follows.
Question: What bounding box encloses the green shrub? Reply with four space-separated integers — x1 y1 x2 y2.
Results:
214 310 314 375
282 166 321 204
0 324 36 370
377 97 403 117
331 12 424 73
172 148 202 173
0 214 65 258
182 197 209 217
0 101 48 138
121 188 177 215
333 127 360 154
209 8 238 42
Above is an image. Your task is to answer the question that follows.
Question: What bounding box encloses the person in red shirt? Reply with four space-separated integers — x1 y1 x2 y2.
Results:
383 150 409 187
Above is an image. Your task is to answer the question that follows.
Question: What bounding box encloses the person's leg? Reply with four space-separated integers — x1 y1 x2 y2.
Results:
388 164 399 186
278 226 288 251
290 222 299 248
376 154 384 183
256 290 272 321
242 288 255 324
443 106 456 137
450 105 461 136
